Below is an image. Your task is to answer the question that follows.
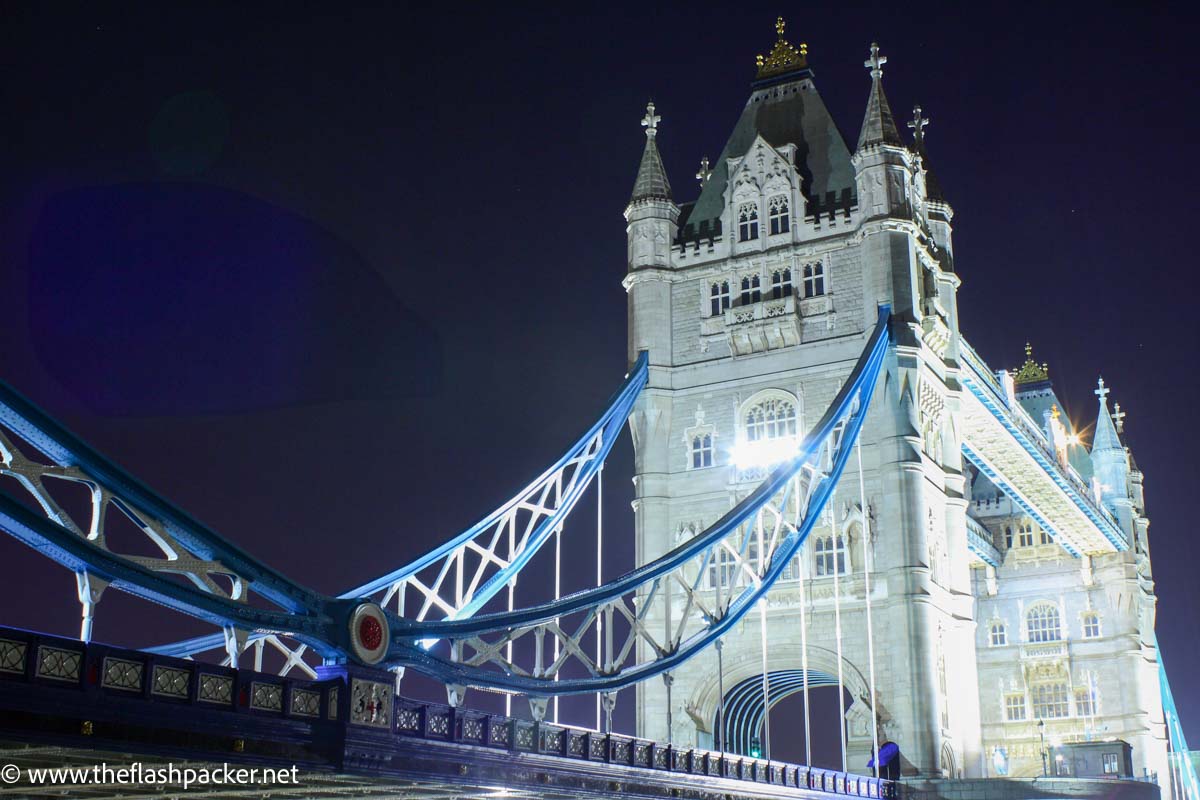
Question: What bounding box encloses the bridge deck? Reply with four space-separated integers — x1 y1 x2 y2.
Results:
0 626 895 799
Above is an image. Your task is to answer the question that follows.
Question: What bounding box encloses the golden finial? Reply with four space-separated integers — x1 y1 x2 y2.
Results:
1051 404 1061 421
756 16 808 78
1013 342 1050 385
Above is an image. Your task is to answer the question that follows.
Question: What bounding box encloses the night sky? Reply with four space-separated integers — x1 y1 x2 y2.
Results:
2 0 1198 763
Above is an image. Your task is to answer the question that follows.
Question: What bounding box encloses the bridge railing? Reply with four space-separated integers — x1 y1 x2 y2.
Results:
0 624 896 798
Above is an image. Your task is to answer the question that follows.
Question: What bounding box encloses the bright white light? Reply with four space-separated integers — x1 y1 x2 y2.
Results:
731 438 800 470
1066 433 1081 446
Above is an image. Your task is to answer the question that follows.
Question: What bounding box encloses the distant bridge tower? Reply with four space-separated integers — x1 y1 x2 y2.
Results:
623 22 981 778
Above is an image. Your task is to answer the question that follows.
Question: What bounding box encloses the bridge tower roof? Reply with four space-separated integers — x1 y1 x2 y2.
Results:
676 18 857 242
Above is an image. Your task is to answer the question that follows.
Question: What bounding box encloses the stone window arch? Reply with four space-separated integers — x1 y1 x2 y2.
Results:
740 390 799 443
770 268 792 299
739 274 762 305
737 202 759 242
813 534 847 576
709 281 731 316
768 194 790 235
683 405 716 472
802 262 825 297
988 619 1007 647
691 434 713 469
1026 602 1062 643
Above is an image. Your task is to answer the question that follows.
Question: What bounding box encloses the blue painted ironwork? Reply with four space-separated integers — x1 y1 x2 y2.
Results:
1158 645 1200 799
148 353 647 673
382 307 891 694
720 668 842 756
0 354 648 672
0 381 352 660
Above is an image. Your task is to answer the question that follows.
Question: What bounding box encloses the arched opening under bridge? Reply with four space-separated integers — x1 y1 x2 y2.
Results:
718 668 853 769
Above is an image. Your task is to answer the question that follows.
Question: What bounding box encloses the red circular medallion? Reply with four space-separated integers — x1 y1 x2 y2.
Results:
358 615 383 651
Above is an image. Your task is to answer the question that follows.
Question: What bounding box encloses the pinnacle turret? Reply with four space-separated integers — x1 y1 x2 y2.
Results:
908 105 946 203
1090 378 1123 456
1089 376 1133 532
856 43 903 150
628 101 673 204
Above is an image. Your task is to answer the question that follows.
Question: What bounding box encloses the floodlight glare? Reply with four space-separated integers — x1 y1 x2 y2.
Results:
731 438 799 470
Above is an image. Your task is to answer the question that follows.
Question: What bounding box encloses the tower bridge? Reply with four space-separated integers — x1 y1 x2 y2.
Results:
0 20 1195 800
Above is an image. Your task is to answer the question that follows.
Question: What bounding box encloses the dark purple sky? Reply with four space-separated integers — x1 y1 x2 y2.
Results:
2 1 1197 757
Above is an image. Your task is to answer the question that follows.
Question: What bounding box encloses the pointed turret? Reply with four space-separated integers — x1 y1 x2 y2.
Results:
629 102 673 204
857 43 903 150
623 102 679 370
849 43 923 322
1089 377 1134 539
1090 378 1123 457
906 104 955 270
907 105 945 204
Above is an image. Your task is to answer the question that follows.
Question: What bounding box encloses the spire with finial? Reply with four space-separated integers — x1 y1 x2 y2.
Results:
628 100 673 204
908 105 928 148
695 156 712 188
908 104 946 203
1113 402 1125 434
756 16 808 79
856 43 903 150
641 101 661 139
1013 343 1050 385
1091 377 1123 455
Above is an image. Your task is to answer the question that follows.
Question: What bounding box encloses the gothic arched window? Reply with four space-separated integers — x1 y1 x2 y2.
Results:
738 203 759 242
1031 683 1070 719
989 621 1007 647
691 434 713 469
1026 603 1062 643
1017 521 1035 547
740 275 762 305
771 269 792 299
1082 612 1101 639
1004 526 1013 549
814 534 847 576
802 262 825 297
744 397 797 442
768 195 790 235
710 281 730 316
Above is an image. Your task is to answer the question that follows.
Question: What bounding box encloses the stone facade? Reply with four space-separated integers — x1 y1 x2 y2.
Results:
621 28 1167 790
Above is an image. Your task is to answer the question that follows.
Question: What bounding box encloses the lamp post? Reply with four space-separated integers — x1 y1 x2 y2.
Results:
1038 720 1047 777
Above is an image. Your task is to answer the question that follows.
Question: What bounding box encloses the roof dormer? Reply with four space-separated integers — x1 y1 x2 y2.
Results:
724 135 803 253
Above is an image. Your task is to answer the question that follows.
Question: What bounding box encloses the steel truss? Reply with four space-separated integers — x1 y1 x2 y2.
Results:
0 354 647 674
383 307 890 694
0 301 886 699
0 384 345 660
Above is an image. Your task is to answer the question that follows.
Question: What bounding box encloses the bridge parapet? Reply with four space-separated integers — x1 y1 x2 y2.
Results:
964 514 1001 568
0 625 897 798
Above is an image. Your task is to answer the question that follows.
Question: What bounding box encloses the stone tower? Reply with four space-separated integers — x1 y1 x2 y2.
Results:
623 21 982 778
